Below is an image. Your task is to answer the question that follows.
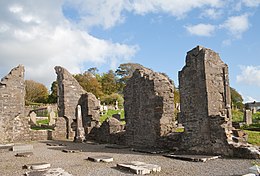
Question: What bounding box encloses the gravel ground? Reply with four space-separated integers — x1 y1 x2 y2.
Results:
0 140 259 176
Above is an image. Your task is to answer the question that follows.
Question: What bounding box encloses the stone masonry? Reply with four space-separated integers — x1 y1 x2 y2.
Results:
0 65 30 143
55 66 100 139
124 67 175 148
179 46 260 158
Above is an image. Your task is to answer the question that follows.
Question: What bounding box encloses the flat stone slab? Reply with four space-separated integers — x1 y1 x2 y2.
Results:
132 148 169 154
163 154 220 162
249 165 260 175
46 143 66 146
12 144 33 152
24 163 51 170
15 152 33 157
88 156 113 163
24 168 73 176
105 144 130 149
62 149 81 153
117 161 161 175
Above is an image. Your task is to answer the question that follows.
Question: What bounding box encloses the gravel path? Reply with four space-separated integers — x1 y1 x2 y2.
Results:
0 140 258 176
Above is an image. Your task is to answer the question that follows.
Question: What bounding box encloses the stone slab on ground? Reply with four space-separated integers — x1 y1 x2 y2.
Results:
105 144 130 149
24 168 73 176
88 156 113 162
117 161 161 175
163 154 220 162
46 143 66 146
15 152 33 157
24 163 51 170
62 149 81 153
12 144 33 152
132 148 169 154
249 165 260 175
0 144 13 152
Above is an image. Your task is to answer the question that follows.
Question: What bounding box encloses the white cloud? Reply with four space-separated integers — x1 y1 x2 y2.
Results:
185 23 216 37
220 14 250 39
131 0 224 18
200 8 222 19
243 0 260 7
237 65 260 87
0 1 138 87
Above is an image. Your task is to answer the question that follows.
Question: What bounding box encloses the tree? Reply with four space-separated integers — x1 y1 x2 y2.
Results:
100 70 118 95
48 81 58 103
115 63 144 92
74 72 103 98
230 87 244 110
25 80 49 104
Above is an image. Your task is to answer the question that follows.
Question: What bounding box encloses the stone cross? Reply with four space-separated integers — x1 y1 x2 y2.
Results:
74 105 85 142
29 112 37 125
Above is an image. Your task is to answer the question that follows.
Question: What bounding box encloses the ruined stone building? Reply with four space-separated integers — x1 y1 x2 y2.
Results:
55 66 100 139
0 65 30 143
124 67 175 148
179 46 259 158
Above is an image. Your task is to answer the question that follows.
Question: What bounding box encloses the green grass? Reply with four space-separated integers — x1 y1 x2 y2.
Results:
174 128 184 133
36 118 49 125
100 109 124 124
244 130 260 146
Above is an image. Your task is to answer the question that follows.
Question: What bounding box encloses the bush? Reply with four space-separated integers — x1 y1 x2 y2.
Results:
232 109 243 122
101 93 124 109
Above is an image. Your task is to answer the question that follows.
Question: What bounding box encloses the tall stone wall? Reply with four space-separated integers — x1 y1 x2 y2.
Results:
124 67 175 148
0 65 30 143
178 46 260 158
55 66 100 139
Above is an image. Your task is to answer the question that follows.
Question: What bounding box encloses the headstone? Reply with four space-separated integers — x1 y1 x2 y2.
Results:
30 112 37 125
117 161 161 175
244 110 252 125
88 156 113 162
49 111 56 125
115 100 118 110
74 105 85 142
12 144 33 152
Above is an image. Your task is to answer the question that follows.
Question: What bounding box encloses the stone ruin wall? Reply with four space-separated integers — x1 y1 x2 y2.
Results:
179 46 233 155
55 66 100 139
0 65 30 143
124 67 175 148
179 46 260 158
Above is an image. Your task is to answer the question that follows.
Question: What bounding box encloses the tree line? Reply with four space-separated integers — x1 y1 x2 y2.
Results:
25 63 244 110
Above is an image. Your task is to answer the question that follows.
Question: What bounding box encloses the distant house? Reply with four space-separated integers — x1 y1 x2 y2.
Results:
245 101 260 113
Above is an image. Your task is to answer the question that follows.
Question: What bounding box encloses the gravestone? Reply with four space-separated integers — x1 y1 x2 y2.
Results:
74 105 85 142
244 110 252 125
124 66 175 148
49 111 56 126
30 112 37 125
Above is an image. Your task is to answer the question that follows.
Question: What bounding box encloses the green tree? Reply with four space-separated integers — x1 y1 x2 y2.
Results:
100 70 118 95
48 81 58 103
115 63 144 92
25 80 49 104
230 87 244 110
74 72 103 98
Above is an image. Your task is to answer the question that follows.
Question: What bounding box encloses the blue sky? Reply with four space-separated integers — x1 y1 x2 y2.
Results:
0 0 260 102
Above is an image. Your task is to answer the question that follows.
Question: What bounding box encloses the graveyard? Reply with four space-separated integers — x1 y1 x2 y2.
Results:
0 46 259 175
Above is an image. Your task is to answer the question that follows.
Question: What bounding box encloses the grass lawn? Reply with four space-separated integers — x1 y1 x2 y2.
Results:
244 130 260 146
100 109 125 123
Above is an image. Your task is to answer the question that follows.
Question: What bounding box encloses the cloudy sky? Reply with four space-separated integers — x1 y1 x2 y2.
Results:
0 0 260 102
